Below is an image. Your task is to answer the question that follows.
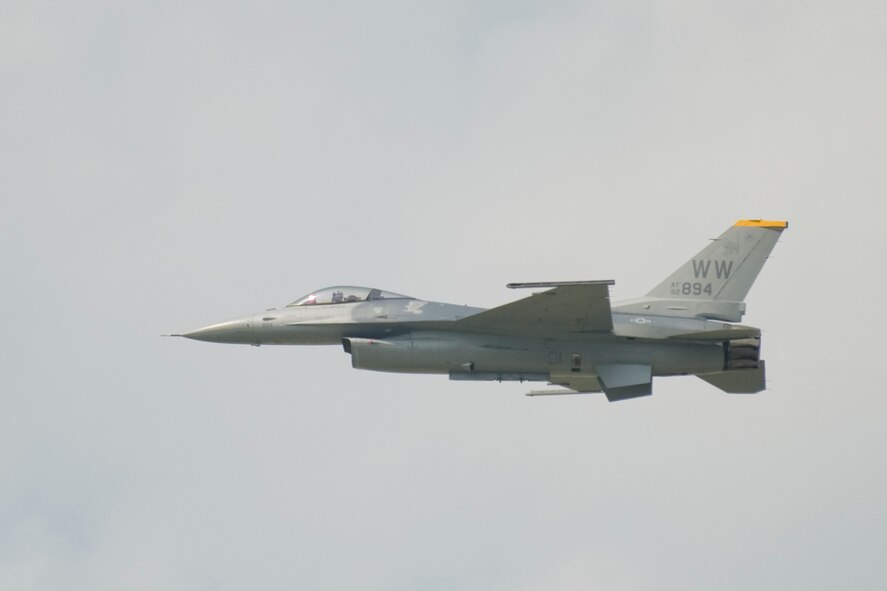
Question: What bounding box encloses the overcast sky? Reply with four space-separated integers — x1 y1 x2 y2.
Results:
2 1 886 589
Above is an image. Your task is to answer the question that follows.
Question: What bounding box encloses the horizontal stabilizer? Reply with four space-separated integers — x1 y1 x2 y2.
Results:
697 361 766 393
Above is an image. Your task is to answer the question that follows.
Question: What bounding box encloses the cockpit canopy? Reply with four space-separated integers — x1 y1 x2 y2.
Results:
287 286 414 307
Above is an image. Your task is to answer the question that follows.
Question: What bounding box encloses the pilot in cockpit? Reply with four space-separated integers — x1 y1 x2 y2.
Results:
331 290 344 304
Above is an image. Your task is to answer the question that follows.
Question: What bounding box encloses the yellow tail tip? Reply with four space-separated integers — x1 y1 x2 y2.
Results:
734 219 789 229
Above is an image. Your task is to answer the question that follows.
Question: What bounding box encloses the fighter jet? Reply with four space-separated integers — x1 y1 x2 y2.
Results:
174 220 787 401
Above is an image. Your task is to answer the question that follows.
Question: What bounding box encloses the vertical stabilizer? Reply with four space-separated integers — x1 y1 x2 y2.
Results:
647 220 787 302
613 220 787 322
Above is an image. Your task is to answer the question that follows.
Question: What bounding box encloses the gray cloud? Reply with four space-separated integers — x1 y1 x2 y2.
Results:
2 1 886 589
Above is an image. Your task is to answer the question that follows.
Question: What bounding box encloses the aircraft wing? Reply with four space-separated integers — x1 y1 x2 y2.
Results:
457 281 614 334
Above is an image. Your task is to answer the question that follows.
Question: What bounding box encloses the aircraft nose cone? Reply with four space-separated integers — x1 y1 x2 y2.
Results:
182 318 250 343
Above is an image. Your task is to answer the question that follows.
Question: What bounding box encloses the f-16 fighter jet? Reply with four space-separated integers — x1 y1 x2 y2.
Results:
174 220 787 401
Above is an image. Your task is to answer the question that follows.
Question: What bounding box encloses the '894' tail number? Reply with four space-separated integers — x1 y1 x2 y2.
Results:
671 282 713 296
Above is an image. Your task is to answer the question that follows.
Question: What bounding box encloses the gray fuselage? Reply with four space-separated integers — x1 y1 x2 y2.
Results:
183 297 730 382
